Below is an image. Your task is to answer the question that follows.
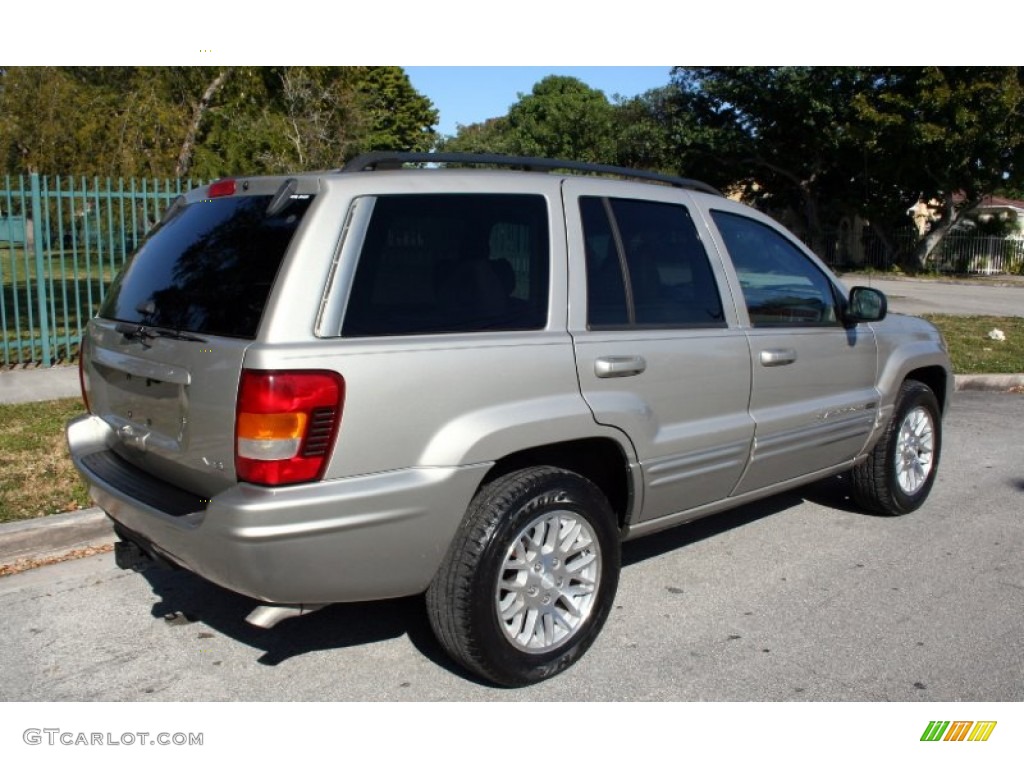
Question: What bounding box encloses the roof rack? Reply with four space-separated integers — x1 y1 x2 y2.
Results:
339 152 722 196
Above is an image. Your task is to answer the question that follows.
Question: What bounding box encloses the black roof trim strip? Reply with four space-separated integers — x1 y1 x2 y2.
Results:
339 152 722 196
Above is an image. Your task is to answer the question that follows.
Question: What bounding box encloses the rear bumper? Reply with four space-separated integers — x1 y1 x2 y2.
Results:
67 414 489 604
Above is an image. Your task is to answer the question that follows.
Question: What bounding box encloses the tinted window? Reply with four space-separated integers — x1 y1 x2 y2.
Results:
342 195 549 336
581 197 725 329
581 197 629 326
100 194 313 338
711 210 838 326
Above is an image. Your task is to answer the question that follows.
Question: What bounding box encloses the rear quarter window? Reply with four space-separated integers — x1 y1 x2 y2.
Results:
100 194 314 339
342 194 549 336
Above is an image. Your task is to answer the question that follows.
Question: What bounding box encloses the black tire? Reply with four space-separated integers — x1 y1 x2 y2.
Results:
851 380 942 515
426 466 620 687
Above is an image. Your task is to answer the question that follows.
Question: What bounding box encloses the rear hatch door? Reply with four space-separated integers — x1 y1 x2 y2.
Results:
82 177 318 499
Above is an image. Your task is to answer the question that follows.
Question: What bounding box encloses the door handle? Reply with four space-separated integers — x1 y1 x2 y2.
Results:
595 355 647 378
759 348 797 367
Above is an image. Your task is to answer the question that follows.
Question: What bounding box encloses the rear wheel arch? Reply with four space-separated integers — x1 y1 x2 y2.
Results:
479 437 636 531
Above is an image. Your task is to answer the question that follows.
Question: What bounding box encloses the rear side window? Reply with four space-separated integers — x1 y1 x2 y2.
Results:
342 194 549 336
581 196 725 329
100 194 314 339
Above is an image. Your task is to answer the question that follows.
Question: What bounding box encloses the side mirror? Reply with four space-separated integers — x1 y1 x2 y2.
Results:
845 286 887 324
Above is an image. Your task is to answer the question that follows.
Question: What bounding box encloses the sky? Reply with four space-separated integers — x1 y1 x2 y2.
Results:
398 67 673 137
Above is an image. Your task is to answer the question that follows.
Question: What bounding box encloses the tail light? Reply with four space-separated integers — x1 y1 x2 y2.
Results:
235 370 345 486
78 335 91 413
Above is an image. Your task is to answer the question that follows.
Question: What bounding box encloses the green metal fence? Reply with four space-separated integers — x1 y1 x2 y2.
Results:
1 173 204 367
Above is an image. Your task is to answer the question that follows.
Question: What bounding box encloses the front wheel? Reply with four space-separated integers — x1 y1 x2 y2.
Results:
426 466 620 687
851 380 942 515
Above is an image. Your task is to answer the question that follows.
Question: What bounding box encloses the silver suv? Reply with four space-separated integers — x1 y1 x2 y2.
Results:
68 153 951 686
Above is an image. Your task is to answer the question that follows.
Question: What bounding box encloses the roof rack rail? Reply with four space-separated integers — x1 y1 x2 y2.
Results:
339 152 722 196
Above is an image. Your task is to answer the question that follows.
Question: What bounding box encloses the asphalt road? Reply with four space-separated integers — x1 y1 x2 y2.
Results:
845 276 1024 317
1 390 1021 702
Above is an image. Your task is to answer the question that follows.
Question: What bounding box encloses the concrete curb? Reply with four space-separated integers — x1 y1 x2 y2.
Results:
955 373 1024 391
0 507 114 567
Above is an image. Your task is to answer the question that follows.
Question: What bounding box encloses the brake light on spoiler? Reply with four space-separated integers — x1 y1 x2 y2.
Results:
208 178 237 198
235 370 345 486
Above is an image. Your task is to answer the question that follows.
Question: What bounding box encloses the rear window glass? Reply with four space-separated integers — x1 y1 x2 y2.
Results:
100 194 314 339
342 194 549 336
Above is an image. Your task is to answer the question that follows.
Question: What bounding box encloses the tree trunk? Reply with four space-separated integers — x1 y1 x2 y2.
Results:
175 69 232 178
902 191 976 273
869 224 897 270
906 224 947 272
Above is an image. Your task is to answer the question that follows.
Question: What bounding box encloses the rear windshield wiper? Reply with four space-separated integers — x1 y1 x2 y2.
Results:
114 322 206 344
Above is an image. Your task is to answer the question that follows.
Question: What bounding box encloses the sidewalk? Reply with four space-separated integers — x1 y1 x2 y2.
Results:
0 365 80 404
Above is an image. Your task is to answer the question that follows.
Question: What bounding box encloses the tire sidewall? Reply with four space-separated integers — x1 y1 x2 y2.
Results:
884 384 942 514
466 469 620 686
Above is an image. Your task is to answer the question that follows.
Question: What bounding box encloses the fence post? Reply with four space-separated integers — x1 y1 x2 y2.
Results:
30 172 51 366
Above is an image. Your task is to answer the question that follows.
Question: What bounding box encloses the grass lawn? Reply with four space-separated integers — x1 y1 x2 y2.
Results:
0 313 1021 523
923 315 1024 375
0 397 89 523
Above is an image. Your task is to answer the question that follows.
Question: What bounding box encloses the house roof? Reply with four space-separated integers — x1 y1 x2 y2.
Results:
976 194 1024 210
951 192 1024 211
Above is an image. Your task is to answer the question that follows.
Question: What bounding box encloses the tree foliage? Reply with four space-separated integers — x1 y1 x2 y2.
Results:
357 66 439 154
667 67 873 253
0 66 438 179
505 76 617 163
443 76 617 163
440 116 515 155
668 67 1024 267
609 86 686 173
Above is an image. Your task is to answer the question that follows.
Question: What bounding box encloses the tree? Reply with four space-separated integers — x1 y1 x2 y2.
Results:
439 116 515 155
441 75 621 164
176 68 233 177
184 67 286 179
0 68 89 175
0 67 439 179
666 67 1024 270
237 67 368 173
22 67 229 178
851 67 1024 269
504 76 617 163
611 85 695 173
356 66 438 153
668 67 870 254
